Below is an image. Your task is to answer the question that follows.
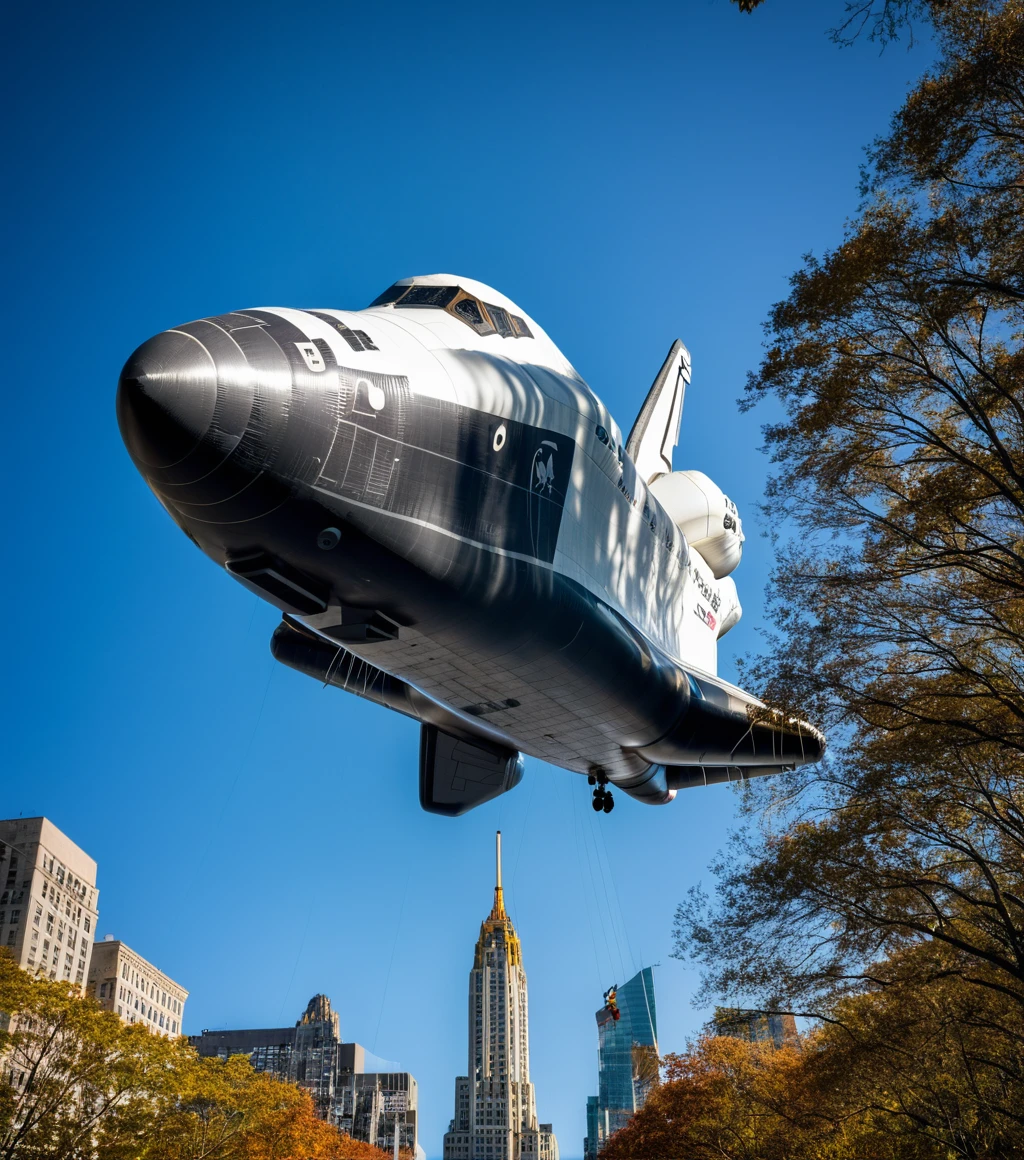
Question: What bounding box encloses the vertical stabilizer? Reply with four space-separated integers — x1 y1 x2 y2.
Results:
626 340 691 484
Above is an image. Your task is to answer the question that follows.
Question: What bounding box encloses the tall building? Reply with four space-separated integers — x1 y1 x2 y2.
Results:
292 993 343 1115
711 1007 798 1048
190 993 418 1154
583 967 658 1160
0 817 99 989
335 1071 418 1155
86 936 188 1037
443 833 558 1160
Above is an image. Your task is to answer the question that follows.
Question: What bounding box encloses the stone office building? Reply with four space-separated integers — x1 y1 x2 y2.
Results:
0 817 99 989
86 936 188 1038
190 993 418 1154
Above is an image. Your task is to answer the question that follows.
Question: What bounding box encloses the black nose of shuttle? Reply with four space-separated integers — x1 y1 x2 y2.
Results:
117 330 218 472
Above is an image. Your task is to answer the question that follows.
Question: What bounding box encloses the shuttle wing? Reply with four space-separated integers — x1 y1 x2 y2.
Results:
626 340 691 484
420 725 524 816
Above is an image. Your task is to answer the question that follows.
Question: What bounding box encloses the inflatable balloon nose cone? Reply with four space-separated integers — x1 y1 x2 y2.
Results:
117 330 218 471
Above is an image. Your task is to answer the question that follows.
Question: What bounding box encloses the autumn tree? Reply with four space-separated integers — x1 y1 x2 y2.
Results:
599 1031 950 1160
0 951 394 1160
674 1 1024 1156
598 1036 809 1160
0 951 180 1160
143 1053 398 1160
598 1007 997 1160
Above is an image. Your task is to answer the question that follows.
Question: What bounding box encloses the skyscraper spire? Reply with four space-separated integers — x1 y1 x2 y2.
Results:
493 830 505 917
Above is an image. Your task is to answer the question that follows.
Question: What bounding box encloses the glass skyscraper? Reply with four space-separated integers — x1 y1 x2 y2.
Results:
583 966 658 1160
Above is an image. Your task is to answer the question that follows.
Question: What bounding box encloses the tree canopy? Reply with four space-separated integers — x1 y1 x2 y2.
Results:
671 1 1024 1156
598 1018 988 1160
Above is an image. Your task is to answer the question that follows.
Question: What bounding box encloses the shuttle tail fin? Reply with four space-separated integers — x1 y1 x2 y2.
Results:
626 340 691 484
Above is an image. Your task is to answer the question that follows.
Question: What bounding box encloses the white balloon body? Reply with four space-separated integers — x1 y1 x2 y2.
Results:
649 469 745 580
713 572 742 639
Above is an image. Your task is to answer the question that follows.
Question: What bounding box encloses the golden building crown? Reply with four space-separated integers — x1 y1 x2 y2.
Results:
473 830 522 969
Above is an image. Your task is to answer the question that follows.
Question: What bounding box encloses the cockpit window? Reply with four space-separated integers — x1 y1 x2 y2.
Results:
368 281 535 340
396 284 460 308
453 297 486 327
368 283 410 307
452 292 496 336
485 303 515 338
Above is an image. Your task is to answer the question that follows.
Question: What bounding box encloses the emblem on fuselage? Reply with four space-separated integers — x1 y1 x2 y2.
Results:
533 440 558 495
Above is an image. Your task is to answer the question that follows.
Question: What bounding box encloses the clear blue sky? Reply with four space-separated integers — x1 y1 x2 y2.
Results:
2 2 930 1155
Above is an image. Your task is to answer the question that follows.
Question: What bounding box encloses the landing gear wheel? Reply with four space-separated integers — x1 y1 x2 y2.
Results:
587 774 597 786
592 784 614 812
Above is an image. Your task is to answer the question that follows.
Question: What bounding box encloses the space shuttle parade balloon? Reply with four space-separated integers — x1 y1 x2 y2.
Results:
117 275 824 814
